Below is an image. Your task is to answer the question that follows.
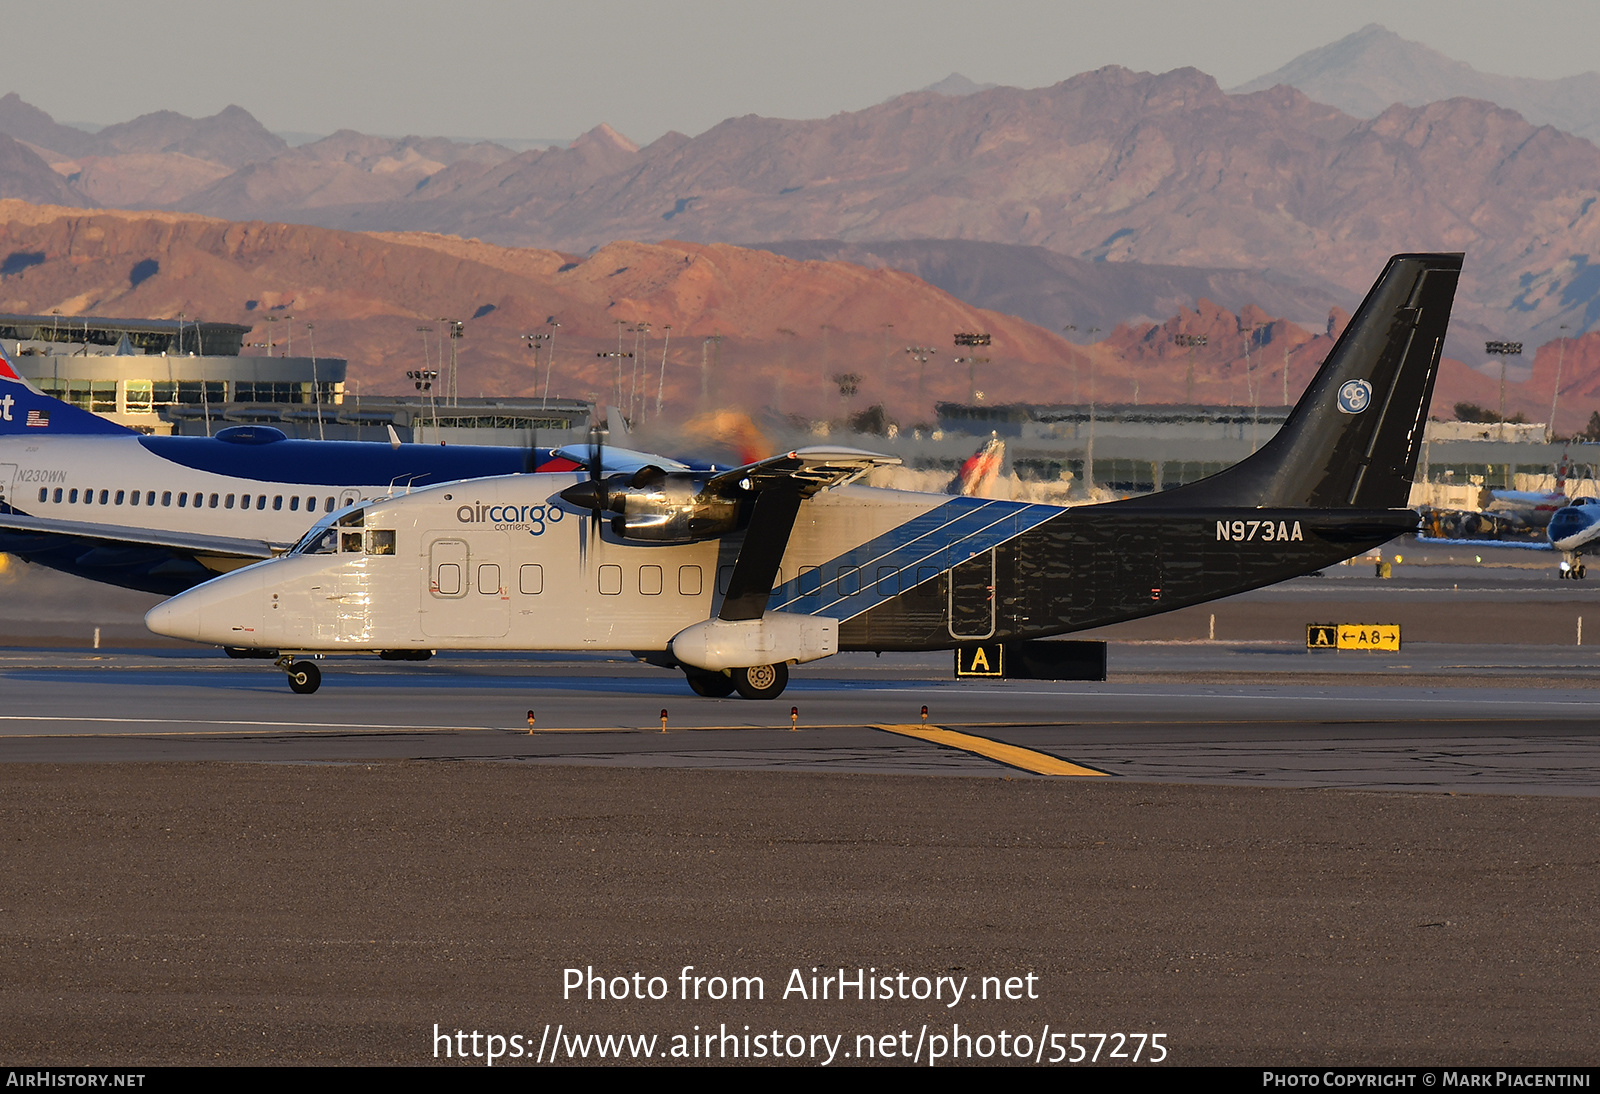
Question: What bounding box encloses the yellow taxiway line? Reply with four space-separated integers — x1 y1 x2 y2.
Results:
872 724 1108 776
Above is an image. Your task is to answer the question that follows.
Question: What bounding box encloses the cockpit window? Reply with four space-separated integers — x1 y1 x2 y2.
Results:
365 530 396 555
340 531 363 552
300 529 339 555
338 508 365 528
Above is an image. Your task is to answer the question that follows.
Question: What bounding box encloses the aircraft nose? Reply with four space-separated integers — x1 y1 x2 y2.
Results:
145 595 201 641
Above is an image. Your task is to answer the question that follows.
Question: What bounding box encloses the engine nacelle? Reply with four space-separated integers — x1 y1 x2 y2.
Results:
610 486 740 543
670 612 839 670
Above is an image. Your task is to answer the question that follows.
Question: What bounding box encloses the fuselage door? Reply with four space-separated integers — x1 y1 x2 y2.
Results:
430 539 469 598
948 548 997 640
422 532 509 639
0 463 18 512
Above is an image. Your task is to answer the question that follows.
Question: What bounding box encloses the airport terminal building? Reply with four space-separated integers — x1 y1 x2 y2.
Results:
0 312 590 444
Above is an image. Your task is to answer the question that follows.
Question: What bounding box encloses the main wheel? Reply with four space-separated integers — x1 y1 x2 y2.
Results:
685 669 736 697
286 661 322 694
734 662 788 700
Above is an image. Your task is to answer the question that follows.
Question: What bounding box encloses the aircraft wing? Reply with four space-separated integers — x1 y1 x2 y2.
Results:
549 444 692 476
702 447 900 499
702 448 898 622
0 511 282 559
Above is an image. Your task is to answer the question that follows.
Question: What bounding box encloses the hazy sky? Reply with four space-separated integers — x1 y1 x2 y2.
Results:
7 0 1600 143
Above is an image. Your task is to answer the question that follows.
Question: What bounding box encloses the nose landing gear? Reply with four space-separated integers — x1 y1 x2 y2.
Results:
275 655 322 694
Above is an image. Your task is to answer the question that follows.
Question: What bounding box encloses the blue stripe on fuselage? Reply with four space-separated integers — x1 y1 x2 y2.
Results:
769 496 1061 621
137 436 530 486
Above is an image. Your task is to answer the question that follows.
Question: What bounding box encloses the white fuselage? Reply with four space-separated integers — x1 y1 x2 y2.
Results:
0 434 377 545
148 474 953 651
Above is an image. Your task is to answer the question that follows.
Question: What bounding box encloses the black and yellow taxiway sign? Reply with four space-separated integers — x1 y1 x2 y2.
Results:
955 643 1004 677
1308 623 1401 650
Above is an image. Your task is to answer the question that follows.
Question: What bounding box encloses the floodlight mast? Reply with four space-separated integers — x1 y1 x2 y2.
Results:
1485 340 1524 441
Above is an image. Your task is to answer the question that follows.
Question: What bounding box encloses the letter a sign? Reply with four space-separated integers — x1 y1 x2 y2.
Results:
955 643 1005 678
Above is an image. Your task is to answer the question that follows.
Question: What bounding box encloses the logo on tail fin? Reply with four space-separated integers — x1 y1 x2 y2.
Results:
0 340 23 382
1337 379 1372 414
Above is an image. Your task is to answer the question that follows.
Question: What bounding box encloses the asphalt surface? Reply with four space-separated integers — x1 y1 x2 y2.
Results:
0 545 1597 1066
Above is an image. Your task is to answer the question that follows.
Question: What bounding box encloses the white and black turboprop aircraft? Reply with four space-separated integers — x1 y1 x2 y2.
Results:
0 349 587 602
147 254 1462 697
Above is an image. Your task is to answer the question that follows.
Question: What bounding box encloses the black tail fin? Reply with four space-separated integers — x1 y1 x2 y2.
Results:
1136 253 1461 510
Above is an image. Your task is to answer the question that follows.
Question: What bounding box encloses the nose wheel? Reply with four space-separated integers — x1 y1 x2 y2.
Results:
281 659 322 694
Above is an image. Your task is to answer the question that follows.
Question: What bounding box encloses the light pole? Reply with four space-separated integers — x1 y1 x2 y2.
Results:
775 327 796 417
439 319 463 407
1548 325 1571 442
656 324 671 417
631 322 649 422
954 332 991 403
905 345 936 417
416 324 437 441
541 318 559 410
1174 333 1206 404
1486 340 1524 440
306 321 324 440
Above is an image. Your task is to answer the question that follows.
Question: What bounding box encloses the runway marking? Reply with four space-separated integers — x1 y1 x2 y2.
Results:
872 724 1108 776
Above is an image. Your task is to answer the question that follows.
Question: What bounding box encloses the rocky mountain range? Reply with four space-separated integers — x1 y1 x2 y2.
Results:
1233 23 1600 144
0 201 1584 429
0 25 1597 418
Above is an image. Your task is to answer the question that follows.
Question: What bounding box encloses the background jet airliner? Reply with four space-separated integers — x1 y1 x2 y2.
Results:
1547 497 1600 577
148 254 1461 698
0 348 584 596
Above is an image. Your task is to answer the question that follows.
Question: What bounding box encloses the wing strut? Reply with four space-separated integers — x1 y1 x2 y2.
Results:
718 486 803 621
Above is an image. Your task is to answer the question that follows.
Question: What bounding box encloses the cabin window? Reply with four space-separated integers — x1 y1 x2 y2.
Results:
130 490 140 507
639 565 662 595
717 564 733 595
146 491 156 506
177 493 188 508
915 566 940 597
798 565 820 594
876 566 900 595
68 489 78 503
289 496 300 511
37 488 45 502
99 490 108 504
836 566 860 596
340 531 362 552
83 489 93 504
209 493 219 508
307 496 317 511
365 530 396 555
477 563 500 594
225 494 234 509
161 491 171 506
53 488 62 503
678 565 702 596
519 564 543 595
115 490 125 505
599 564 623 595
257 496 268 510
325 497 335 513
273 495 283 510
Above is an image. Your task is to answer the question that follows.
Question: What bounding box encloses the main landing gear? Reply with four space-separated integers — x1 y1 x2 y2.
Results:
683 663 790 699
275 655 322 694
